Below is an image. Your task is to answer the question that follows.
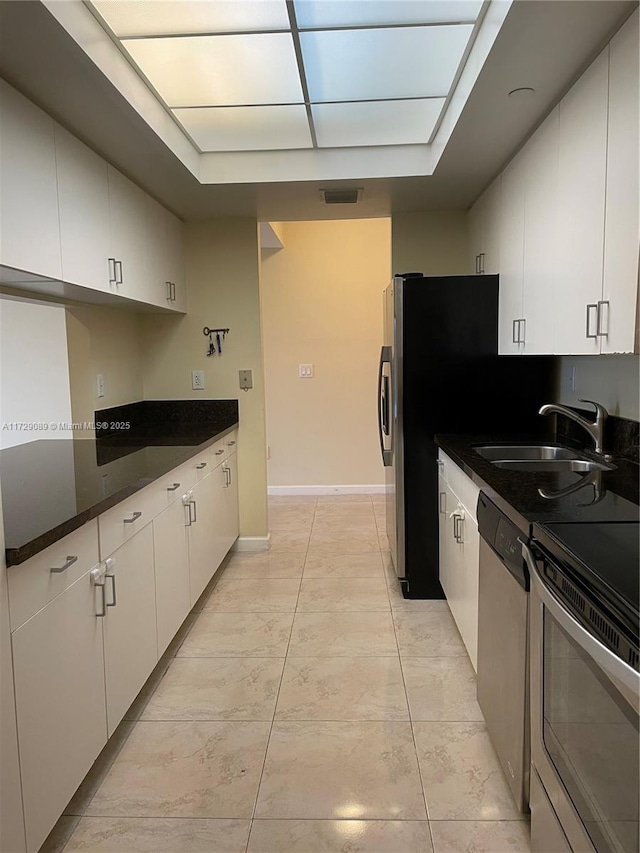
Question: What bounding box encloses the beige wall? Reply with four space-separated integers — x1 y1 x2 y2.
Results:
260 218 391 488
556 354 640 420
140 218 268 538
65 305 143 436
391 211 470 277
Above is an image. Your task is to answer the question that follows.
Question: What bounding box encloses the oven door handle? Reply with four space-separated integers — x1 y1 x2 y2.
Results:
521 539 639 707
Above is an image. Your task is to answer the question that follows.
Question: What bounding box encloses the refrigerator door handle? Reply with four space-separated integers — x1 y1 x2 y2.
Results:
378 345 393 467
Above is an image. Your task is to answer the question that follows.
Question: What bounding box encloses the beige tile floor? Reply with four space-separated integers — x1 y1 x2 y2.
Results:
49 495 531 853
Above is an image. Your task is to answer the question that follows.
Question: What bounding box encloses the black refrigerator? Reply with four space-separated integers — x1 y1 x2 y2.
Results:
378 273 555 599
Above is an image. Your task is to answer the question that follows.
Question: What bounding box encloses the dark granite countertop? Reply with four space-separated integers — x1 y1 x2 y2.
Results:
2 399 239 566
435 432 639 528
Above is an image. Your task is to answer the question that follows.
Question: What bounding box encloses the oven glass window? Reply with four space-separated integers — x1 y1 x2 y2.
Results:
543 614 639 853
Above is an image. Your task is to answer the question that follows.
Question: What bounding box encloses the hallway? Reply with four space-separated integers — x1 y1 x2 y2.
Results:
53 495 530 853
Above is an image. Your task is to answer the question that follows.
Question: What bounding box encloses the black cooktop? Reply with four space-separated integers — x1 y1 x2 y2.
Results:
535 520 639 641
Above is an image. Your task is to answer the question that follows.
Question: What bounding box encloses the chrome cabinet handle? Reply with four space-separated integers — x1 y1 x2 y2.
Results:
50 555 78 574
223 466 231 487
479 252 485 275
215 449 224 456
519 318 526 345
189 499 197 523
586 303 598 339
105 573 117 607
171 282 176 301
475 254 480 274
439 492 446 514
166 281 172 301
167 482 181 492
196 462 207 469
115 259 123 285
182 493 192 526
452 513 464 542
512 319 519 344
123 511 142 524
91 568 107 617
597 300 609 337
227 440 236 447
108 257 117 285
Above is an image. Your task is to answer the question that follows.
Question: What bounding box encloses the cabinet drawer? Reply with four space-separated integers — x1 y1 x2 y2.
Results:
223 430 238 455
98 487 158 560
7 521 99 630
209 437 227 466
438 451 480 519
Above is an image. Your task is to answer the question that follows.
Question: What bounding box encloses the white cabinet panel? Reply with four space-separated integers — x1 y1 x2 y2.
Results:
102 525 158 735
522 107 560 355
12 570 107 852
165 210 187 312
556 48 608 355
222 450 239 553
153 499 191 656
0 81 62 279
469 177 500 276
602 10 639 354
107 165 152 304
187 471 227 606
55 125 112 292
498 157 526 354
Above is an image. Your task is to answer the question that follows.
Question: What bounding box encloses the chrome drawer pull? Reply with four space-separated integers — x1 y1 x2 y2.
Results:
123 511 142 524
215 449 224 456
196 462 208 469
586 303 598 339
227 440 236 446
167 483 181 492
50 555 78 574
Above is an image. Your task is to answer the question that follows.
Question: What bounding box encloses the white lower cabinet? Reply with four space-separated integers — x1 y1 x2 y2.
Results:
153 499 191 656
8 436 239 850
438 453 480 671
12 569 108 852
102 524 158 735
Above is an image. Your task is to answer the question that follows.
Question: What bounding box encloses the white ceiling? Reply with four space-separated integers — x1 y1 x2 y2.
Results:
0 0 636 220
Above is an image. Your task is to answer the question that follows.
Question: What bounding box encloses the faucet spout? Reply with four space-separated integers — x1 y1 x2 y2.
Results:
538 399 608 456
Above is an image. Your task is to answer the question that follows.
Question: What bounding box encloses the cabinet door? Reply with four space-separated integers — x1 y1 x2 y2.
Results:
437 475 453 600
145 195 173 309
555 48 608 354
0 81 62 279
166 209 187 312
102 525 158 735
498 157 526 353
12 570 107 852
55 125 112 292
107 165 152 305
222 450 239 554
522 107 560 355
468 195 485 275
187 473 227 606
602 10 639 354
482 177 501 275
153 499 191 656
457 513 479 672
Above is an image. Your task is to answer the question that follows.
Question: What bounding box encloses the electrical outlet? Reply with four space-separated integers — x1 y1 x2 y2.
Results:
299 364 314 379
192 370 205 391
239 369 253 391
96 373 105 398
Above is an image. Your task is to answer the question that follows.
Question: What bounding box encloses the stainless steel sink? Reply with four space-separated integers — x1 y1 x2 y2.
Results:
474 445 583 462
491 459 613 473
472 444 615 473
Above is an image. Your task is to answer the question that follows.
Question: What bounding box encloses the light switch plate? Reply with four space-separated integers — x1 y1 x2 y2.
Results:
299 364 314 379
96 373 105 398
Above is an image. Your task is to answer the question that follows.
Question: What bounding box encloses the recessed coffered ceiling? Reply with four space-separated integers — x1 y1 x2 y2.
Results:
89 0 483 155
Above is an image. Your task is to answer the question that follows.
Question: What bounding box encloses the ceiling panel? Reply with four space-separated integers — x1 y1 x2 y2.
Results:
313 98 446 147
122 32 304 107
301 25 474 102
294 0 483 29
173 104 313 151
92 0 291 36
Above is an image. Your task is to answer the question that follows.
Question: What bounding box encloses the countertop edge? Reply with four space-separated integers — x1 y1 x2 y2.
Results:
5 421 239 567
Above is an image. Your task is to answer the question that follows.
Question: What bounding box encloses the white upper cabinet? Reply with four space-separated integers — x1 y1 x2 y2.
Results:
555 48 609 355
602 9 639 354
0 81 62 279
469 176 500 276
107 165 153 304
521 106 559 355
165 209 187 312
55 125 112 293
146 196 187 311
497 156 526 354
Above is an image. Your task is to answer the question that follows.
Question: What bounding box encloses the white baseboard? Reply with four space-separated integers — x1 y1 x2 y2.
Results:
267 485 385 496
233 534 270 552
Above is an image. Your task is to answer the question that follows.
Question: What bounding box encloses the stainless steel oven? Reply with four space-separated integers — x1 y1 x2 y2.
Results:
523 535 639 853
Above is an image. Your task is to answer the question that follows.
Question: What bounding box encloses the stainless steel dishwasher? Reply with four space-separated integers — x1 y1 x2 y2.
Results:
476 491 530 814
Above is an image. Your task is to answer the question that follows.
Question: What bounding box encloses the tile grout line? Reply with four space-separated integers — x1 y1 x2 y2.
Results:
244 497 318 850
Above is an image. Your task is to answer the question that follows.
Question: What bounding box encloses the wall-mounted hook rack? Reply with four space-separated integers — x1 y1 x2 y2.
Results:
203 327 230 357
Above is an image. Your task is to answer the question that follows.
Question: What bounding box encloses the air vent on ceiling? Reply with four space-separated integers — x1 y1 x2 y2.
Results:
321 188 361 204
